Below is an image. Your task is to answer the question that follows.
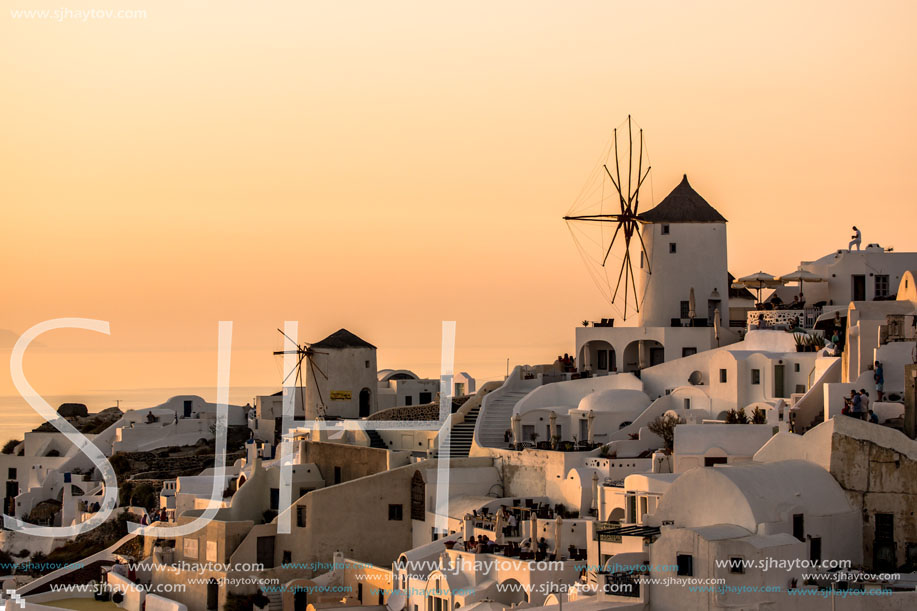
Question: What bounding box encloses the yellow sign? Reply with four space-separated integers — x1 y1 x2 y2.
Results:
330 390 352 400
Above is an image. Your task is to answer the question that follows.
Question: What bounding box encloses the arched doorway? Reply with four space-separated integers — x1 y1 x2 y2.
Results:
359 388 371 418
622 340 664 373
579 341 616 373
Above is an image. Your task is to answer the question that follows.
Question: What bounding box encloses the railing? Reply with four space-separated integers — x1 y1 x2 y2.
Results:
746 306 823 329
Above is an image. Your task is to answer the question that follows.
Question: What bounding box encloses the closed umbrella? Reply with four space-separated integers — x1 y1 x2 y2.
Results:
494 508 505 545
511 414 521 448
713 307 721 347
586 410 595 445
552 515 564 558
549 411 557 448
530 513 538 547
591 471 599 513
688 287 696 320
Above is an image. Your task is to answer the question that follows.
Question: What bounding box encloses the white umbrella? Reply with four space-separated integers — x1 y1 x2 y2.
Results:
530 513 538 547
713 307 721 347
586 410 595 445
494 508 505 545
591 471 599 513
779 268 826 299
552 515 564 558
738 271 782 302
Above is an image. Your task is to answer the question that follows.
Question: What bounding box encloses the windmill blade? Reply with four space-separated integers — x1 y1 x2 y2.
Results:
632 128 644 211
601 221 624 267
282 351 306 384
633 220 653 275
626 250 640 313
613 128 624 213
627 115 633 207
602 164 626 213
308 358 327 416
611 244 630 303
622 249 632 320
630 166 651 213
277 328 299 348
307 356 328 380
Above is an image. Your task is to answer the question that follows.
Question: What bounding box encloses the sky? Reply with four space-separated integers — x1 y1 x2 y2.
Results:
1 1 916 440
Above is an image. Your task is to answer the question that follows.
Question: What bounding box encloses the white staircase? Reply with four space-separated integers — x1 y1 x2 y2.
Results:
474 367 540 448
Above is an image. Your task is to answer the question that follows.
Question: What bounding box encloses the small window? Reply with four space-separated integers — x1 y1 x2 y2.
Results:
680 301 690 319
728 557 745 574
683 398 691 410
661 224 670 235
404 396 413 406
8 468 17 480
282 550 292 565
719 369 728 383
676 554 694 576
334 466 342 484
389 504 403 521
751 369 761 385
875 275 890 298
365 360 370 368
704 456 727 467
794 363 800 373
669 243 677 254
269 488 279 511
640 251 644 268
682 347 697 357
296 506 306 528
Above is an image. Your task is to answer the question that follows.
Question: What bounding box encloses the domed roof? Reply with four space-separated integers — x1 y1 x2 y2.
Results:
576 389 651 414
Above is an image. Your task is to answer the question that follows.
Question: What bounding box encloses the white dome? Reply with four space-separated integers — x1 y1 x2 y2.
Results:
576 389 651 415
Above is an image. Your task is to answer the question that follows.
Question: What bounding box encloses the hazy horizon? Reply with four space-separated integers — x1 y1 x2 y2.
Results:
3 1 916 441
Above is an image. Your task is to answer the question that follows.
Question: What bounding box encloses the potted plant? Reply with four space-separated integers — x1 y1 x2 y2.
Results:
793 333 806 352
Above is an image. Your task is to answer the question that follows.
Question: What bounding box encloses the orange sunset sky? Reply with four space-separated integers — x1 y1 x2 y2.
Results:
1 1 916 440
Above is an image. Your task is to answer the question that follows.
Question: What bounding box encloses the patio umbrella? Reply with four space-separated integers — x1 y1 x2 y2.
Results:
494 508 505 545
778 268 826 299
713 307 721 346
737 271 782 302
552 515 564 558
511 414 521 448
591 471 599 512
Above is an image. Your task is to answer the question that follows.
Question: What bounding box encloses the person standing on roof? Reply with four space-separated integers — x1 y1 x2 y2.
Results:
849 226 862 251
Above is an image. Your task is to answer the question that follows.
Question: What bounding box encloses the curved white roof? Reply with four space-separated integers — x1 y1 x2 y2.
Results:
674 424 774 456
575 389 651 414
653 460 851 532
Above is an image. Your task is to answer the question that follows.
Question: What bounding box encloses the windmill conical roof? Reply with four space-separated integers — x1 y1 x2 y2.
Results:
638 174 727 223
312 328 376 350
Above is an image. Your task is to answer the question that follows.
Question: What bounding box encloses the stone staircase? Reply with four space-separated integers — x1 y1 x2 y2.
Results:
366 429 387 449
264 589 283 611
441 404 480 458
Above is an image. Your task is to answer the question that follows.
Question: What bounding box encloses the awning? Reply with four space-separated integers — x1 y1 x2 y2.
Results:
597 525 661 537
